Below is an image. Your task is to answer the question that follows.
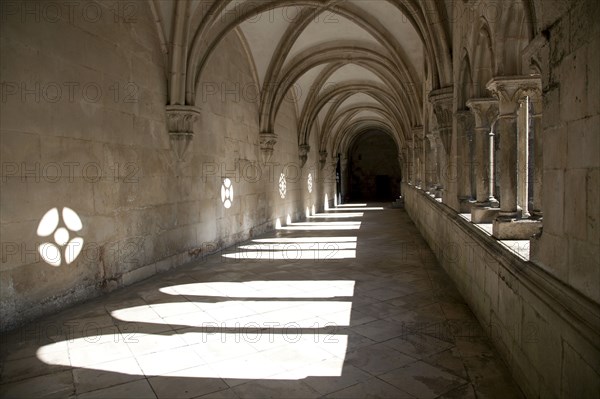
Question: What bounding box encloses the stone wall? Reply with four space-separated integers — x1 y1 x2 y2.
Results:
405 1 600 397
529 0 600 305
0 1 318 332
404 184 600 399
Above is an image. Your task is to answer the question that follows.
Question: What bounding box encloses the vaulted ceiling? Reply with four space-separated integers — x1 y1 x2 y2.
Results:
150 0 454 156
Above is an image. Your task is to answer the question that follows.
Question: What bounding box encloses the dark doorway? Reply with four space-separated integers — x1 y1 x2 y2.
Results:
376 175 391 200
346 130 401 202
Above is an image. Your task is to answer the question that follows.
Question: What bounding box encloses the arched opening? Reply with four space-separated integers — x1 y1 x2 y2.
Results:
346 130 401 202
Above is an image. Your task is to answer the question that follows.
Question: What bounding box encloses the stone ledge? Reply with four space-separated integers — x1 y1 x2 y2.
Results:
492 218 543 240
471 205 501 223
404 184 600 350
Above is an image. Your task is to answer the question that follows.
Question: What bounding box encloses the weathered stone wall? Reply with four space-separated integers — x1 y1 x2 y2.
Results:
405 1 600 397
0 1 317 332
404 184 600 399
528 0 600 305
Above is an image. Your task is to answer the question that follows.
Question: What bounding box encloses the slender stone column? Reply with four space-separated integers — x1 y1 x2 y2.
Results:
530 95 543 219
429 88 453 200
426 133 442 197
425 134 433 190
413 127 424 188
466 98 498 203
489 121 498 205
406 139 414 185
340 155 348 204
487 77 539 216
455 110 475 211
487 76 542 238
411 129 416 185
517 98 530 217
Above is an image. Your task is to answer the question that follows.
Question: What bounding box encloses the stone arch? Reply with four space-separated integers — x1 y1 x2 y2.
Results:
322 103 396 142
262 44 418 136
496 1 532 75
334 119 400 158
301 82 409 149
187 2 419 101
473 18 495 95
457 49 475 110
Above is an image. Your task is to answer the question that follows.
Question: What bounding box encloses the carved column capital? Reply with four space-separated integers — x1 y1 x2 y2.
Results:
466 98 498 130
426 132 440 147
319 150 327 170
166 105 201 161
428 87 454 129
428 87 453 156
486 76 542 117
455 109 474 126
339 154 348 168
521 33 547 75
411 125 424 137
298 144 310 168
259 132 278 164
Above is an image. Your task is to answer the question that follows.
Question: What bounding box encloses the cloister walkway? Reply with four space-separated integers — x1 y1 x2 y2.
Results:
1 205 523 398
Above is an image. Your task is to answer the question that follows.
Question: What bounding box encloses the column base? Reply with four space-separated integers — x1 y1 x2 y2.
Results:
530 210 543 220
492 217 543 240
459 197 476 213
471 204 501 223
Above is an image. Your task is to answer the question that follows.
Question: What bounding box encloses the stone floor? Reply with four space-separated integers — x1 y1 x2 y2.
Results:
0 205 524 399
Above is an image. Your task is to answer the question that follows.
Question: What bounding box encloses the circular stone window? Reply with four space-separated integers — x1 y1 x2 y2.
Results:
36 207 84 267
279 173 287 199
221 178 233 209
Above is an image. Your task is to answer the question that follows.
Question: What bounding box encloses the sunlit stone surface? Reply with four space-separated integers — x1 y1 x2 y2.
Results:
1 207 524 398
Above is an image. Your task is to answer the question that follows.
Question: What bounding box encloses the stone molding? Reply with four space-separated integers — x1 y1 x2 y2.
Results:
298 144 310 168
466 98 499 130
428 87 454 155
319 150 328 170
259 132 278 163
166 105 202 161
486 76 542 116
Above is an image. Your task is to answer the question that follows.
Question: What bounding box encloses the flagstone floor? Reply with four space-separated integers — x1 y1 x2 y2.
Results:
0 205 524 398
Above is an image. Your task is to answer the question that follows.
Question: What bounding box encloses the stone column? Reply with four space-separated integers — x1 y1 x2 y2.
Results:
455 110 475 212
410 131 416 185
416 138 423 188
517 98 530 217
429 87 454 204
426 133 442 197
486 78 520 218
530 94 543 219
406 139 414 185
412 127 424 188
487 76 542 239
340 155 348 204
466 98 500 222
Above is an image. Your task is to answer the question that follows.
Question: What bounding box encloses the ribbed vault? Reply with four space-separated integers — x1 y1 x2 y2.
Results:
150 0 454 163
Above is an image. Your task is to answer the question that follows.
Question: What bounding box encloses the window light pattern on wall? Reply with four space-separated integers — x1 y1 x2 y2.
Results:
279 173 287 199
37 207 84 267
307 173 313 193
221 178 233 209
